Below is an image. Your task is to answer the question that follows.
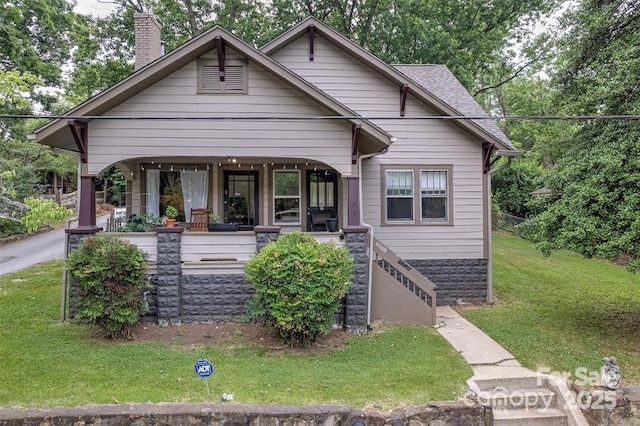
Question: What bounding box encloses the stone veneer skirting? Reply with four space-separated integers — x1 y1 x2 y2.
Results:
66 229 488 326
66 227 370 331
406 259 488 306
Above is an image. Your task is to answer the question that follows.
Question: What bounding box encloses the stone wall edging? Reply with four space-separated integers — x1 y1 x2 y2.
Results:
0 401 491 426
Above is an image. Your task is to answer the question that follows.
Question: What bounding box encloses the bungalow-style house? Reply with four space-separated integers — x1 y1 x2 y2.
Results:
36 15 518 330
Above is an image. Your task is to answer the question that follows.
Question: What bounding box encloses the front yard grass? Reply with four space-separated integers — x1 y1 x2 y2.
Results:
0 260 471 409
464 233 640 384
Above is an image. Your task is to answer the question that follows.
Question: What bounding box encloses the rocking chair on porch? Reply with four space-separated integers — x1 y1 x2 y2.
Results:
189 208 212 231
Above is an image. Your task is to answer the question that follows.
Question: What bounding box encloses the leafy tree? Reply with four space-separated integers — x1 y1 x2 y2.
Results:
0 0 75 84
269 0 560 90
531 0 640 271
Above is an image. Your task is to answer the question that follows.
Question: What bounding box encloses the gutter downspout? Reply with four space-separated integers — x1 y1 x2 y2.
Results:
358 148 389 328
486 157 512 304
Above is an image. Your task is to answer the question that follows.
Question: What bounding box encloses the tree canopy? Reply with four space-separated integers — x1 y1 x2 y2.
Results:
528 0 640 271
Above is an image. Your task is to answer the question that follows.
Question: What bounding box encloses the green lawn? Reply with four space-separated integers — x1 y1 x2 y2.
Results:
0 260 471 409
464 233 640 384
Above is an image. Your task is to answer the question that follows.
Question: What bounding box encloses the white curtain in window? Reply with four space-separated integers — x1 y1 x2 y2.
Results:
146 169 160 216
181 170 208 222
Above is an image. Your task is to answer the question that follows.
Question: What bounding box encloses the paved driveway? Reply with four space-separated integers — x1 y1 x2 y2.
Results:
0 216 108 276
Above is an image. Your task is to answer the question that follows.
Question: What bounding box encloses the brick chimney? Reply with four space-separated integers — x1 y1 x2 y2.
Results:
134 13 162 71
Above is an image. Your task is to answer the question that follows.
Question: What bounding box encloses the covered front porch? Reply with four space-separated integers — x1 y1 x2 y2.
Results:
105 156 359 234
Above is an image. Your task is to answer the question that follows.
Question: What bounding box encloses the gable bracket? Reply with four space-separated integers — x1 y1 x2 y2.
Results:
308 24 315 61
67 120 88 163
215 35 225 82
352 124 362 164
400 84 409 116
482 142 496 174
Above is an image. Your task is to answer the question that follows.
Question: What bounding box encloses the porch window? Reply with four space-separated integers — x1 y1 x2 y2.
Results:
385 170 414 222
273 170 300 224
420 170 448 222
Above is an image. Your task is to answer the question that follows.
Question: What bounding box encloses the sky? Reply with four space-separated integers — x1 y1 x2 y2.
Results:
74 0 117 17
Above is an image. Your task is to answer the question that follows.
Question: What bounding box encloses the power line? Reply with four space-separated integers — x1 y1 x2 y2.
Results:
3 114 640 121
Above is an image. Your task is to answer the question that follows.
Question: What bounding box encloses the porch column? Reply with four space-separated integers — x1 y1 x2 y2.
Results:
346 177 360 226
254 225 281 251
77 176 101 231
155 226 184 325
343 226 370 333
64 230 100 319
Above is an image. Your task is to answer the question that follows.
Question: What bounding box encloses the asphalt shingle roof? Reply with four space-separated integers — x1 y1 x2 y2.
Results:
393 64 515 150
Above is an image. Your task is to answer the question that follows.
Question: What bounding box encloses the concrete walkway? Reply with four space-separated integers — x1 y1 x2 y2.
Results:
435 306 537 380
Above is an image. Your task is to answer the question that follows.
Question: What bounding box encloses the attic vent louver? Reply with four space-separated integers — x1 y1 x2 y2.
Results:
198 62 247 93
202 65 221 91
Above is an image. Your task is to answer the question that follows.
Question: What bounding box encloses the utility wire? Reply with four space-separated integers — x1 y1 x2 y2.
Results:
3 114 640 121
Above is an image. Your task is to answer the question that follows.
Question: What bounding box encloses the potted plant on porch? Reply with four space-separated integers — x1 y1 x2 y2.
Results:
208 214 238 232
164 205 179 227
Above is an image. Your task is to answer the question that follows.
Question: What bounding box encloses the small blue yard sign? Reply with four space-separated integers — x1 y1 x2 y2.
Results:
194 359 214 378
194 359 214 399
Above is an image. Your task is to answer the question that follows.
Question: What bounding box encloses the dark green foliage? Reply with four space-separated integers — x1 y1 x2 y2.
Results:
532 120 640 271
116 213 163 232
66 235 148 338
244 232 353 347
531 0 640 271
492 158 544 218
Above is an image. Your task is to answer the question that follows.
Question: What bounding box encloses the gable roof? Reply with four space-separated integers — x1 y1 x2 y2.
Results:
393 65 514 150
36 26 392 154
262 17 517 153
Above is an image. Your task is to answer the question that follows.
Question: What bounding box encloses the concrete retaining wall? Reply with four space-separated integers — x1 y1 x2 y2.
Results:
0 402 492 426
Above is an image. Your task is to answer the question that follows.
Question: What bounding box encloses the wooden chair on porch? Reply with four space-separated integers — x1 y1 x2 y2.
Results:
189 208 212 231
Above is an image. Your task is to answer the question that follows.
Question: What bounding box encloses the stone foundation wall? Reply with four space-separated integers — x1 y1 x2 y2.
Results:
0 402 491 426
407 259 488 306
180 274 253 322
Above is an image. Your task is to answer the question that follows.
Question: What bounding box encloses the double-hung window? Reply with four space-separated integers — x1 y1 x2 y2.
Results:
385 170 414 222
383 166 452 225
420 170 448 222
273 170 300 224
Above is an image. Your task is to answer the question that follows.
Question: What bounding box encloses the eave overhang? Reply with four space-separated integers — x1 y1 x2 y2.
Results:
35 26 392 156
262 17 517 153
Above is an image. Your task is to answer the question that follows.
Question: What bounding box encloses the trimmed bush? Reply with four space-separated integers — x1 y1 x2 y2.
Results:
244 232 354 347
66 235 148 338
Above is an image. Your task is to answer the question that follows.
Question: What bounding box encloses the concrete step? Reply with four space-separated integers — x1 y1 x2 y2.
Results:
493 407 568 426
476 387 557 410
472 375 544 392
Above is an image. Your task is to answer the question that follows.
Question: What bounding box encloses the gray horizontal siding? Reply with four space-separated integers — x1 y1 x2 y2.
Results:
272 36 486 259
87 48 353 176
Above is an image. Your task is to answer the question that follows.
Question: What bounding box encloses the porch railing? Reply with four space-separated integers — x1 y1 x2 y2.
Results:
371 237 437 325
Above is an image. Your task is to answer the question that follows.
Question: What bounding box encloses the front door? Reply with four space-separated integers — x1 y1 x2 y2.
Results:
306 170 338 231
224 171 259 231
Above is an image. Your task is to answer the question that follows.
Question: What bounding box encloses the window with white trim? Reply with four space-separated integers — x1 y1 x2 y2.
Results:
383 166 452 225
273 170 300 224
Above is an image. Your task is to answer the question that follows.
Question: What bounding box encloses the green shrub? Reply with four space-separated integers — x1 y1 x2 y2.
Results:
20 197 74 234
66 235 148 338
244 232 354 347
116 213 163 232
